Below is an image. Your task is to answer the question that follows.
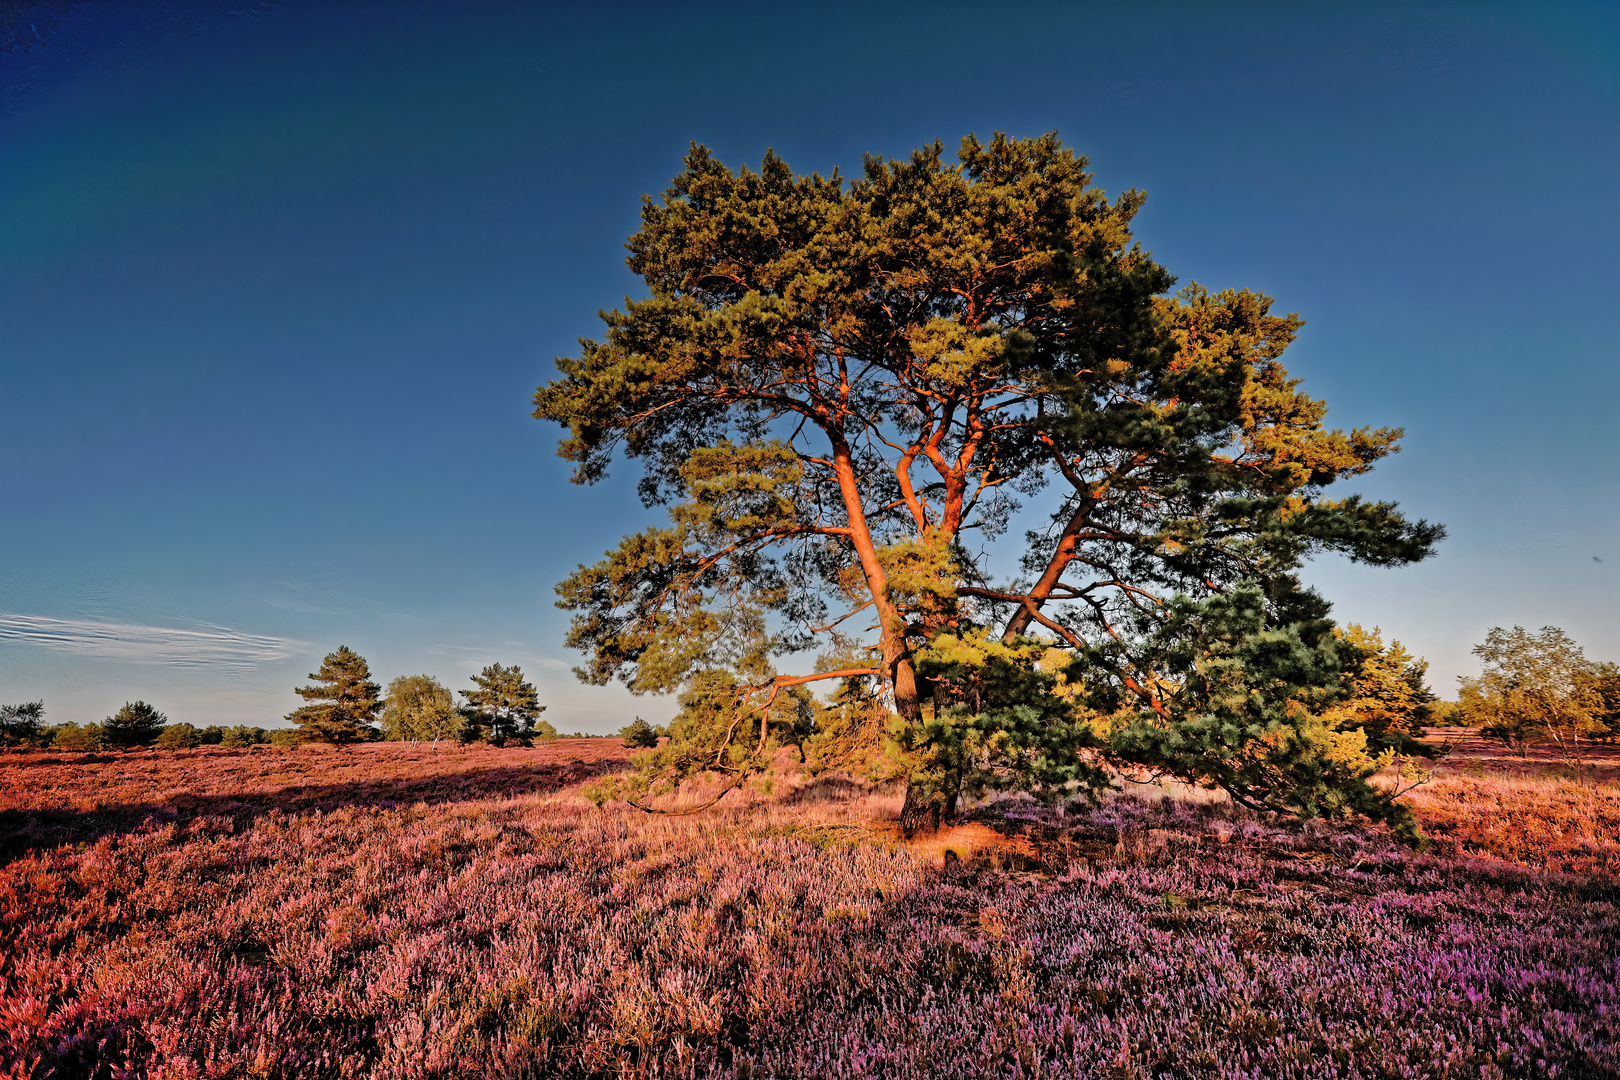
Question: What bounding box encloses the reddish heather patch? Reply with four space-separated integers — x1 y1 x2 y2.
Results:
1422 727 1620 783
1404 773 1620 876
1 738 630 814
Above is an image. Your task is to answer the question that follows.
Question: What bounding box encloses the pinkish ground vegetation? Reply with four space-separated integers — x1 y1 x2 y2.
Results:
2 740 1615 1079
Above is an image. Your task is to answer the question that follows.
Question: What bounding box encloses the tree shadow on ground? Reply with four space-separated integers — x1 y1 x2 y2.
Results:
781 776 872 805
0 756 629 864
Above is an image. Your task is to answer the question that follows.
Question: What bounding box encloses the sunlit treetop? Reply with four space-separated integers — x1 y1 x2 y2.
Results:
535 133 1438 705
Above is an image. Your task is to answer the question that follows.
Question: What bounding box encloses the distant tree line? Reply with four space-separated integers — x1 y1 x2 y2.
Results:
0 698 280 752
1456 625 1619 760
283 645 561 747
0 645 586 752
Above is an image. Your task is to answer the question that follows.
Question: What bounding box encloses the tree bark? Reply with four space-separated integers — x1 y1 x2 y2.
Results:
900 782 939 837
829 439 923 727
1001 503 1091 642
830 438 948 835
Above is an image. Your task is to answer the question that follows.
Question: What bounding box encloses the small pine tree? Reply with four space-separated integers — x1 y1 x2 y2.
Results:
286 646 382 745
381 674 464 746
103 701 167 748
459 663 551 744
619 716 658 748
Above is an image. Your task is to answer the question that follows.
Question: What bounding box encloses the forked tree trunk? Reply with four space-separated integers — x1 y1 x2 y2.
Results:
829 442 947 834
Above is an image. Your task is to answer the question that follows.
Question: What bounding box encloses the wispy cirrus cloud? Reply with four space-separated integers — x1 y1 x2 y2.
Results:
0 613 308 672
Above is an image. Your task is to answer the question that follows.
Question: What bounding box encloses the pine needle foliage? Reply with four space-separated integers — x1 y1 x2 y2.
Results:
286 646 381 745
102 701 167 749
620 717 659 748
459 663 552 744
537 133 1442 838
0 701 44 748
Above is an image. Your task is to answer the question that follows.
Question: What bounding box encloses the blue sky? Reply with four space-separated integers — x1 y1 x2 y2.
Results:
2 1 1615 730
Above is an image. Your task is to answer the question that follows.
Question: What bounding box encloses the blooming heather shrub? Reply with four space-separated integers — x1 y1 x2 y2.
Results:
1 744 1615 1079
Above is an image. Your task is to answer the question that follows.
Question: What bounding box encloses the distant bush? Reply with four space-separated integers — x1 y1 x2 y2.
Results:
103 701 168 749
221 725 268 748
1429 701 1466 727
619 716 659 749
268 728 303 748
1581 661 1620 741
155 723 204 750
51 723 103 752
199 725 227 745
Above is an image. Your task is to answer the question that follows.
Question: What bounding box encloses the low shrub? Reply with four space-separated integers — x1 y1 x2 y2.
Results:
221 725 268 748
155 723 204 750
49 722 103 752
620 716 659 748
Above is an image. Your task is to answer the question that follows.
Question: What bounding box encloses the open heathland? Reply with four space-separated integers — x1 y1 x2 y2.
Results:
2 741 1616 1079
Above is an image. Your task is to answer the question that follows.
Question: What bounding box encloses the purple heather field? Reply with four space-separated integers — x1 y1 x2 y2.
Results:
1 741 1615 1079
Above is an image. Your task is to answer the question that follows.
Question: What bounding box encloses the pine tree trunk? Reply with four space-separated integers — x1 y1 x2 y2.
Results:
832 436 942 834
900 781 939 837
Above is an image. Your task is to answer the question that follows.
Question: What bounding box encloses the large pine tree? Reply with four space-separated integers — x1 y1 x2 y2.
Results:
535 133 1442 838
287 646 382 745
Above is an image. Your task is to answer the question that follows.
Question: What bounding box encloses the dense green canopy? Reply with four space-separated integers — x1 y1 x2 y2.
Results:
459 663 552 744
102 700 167 749
536 133 1442 838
